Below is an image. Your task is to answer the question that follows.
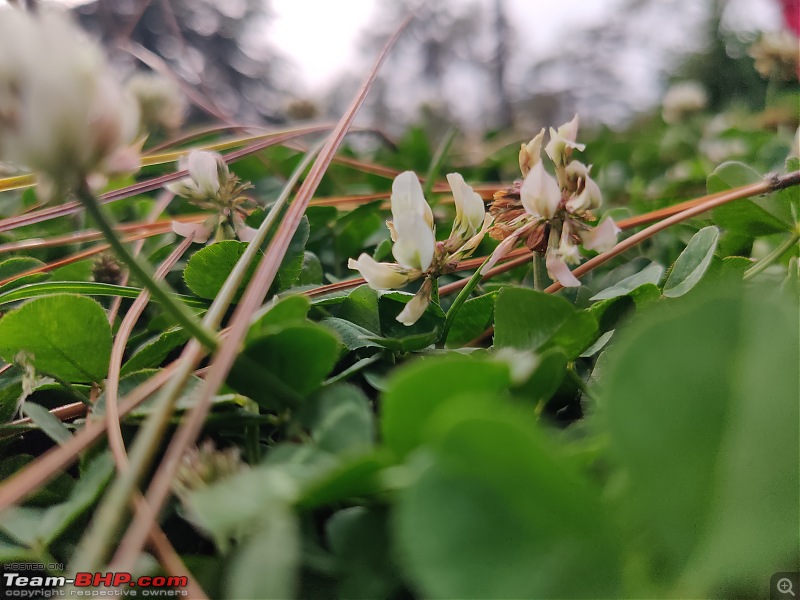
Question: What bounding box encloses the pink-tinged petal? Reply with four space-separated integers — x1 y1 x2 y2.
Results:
481 230 522 275
546 252 581 287
518 128 545 176
172 220 212 244
396 278 433 326
236 224 259 243
580 218 621 253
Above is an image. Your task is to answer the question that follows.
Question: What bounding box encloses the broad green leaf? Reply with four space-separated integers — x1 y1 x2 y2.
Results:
183 240 260 300
590 263 664 301
121 327 190 376
327 507 401 599
663 226 719 297
444 291 497 348
511 348 568 406
381 355 510 458
230 323 340 408
339 285 381 333
298 251 323 286
708 162 790 235
298 453 390 509
247 294 310 343
599 286 799 594
22 402 71 445
0 295 111 382
321 317 384 351
377 290 445 344
297 384 374 456
395 411 621 599
275 217 310 291
225 504 299 600
494 287 597 358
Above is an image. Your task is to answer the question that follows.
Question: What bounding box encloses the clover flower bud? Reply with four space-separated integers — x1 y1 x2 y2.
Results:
519 128 545 177
388 172 436 271
661 81 708 123
558 224 581 265
396 277 434 326
546 228 581 288
390 171 434 230
168 150 228 201
126 72 186 134
520 161 562 220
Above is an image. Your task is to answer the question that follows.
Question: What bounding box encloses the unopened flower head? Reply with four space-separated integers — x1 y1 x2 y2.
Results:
0 8 141 200
168 150 256 243
487 116 620 288
662 81 708 123
126 72 187 134
749 30 800 80
349 170 491 325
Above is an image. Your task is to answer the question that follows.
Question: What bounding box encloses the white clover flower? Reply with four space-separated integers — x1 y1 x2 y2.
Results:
349 170 490 326
0 8 141 200
168 150 227 201
447 172 486 244
565 175 602 214
388 171 436 271
126 72 187 134
545 115 586 167
168 150 257 243
661 81 708 124
520 161 562 220
519 128 545 177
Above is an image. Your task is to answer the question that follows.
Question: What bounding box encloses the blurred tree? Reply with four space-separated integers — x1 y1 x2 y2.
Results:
75 0 289 124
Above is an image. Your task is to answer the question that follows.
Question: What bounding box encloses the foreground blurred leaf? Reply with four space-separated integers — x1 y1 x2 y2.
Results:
599 285 799 595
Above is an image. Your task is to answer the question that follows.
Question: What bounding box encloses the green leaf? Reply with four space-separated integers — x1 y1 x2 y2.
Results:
225 506 300 600
0 295 112 382
0 257 50 294
230 323 340 408
378 290 445 342
327 507 401 599
0 281 208 309
275 216 310 291
183 240 260 301
321 317 384 351
494 287 597 359
708 162 790 235
121 328 190 376
247 294 310 342
599 286 799 593
663 226 720 297
381 355 510 458
298 453 390 509
339 285 381 333
511 348 568 406
444 291 497 348
590 263 664 301
22 402 72 445
394 411 621 599
297 384 374 456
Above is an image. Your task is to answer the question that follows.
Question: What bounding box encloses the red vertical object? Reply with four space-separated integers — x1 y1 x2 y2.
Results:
779 0 800 35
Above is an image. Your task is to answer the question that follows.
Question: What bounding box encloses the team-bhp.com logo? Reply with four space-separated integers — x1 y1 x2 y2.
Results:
3 572 188 597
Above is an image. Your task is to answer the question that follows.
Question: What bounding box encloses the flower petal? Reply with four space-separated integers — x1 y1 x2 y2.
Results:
187 150 224 197
446 172 485 242
580 218 621 253
544 115 586 166
392 212 435 271
391 171 434 229
348 254 414 289
172 220 211 244
546 252 581 287
396 278 434 326
518 128 545 177
520 161 561 220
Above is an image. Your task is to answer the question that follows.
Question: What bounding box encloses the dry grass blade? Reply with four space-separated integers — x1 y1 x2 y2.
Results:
109 13 416 570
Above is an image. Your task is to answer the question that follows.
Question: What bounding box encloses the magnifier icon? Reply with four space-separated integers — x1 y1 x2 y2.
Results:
778 578 796 597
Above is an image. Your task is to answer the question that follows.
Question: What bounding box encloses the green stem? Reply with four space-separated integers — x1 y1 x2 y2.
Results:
76 184 217 350
743 232 799 281
533 252 546 291
439 256 491 346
